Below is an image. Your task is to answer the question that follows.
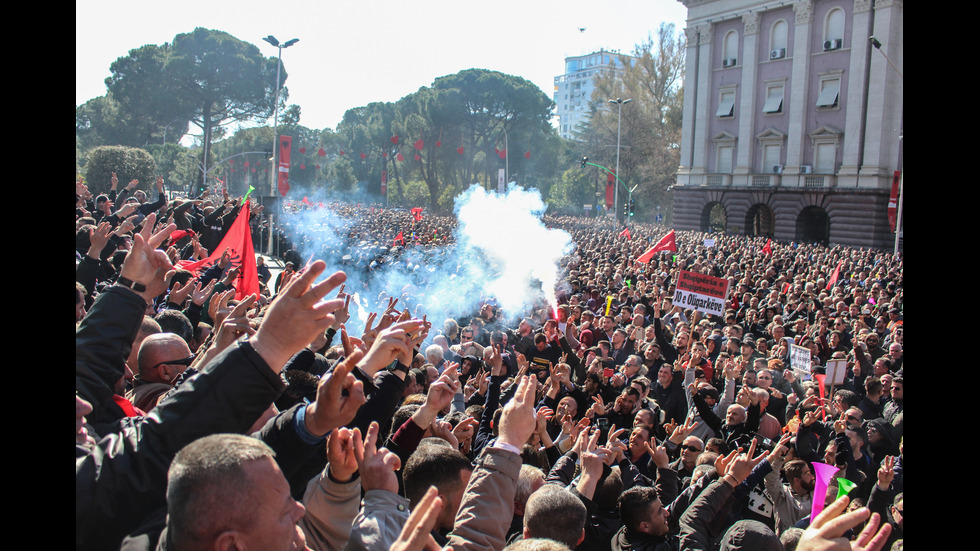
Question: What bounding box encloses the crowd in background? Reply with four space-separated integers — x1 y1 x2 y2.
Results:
77 175 904 551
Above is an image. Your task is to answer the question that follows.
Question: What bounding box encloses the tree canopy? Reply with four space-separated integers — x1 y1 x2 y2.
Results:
579 23 685 222
334 69 563 212
96 28 286 191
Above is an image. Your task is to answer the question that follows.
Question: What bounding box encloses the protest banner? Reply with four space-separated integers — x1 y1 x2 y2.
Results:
704 238 715 247
789 344 812 380
673 270 729 316
825 359 848 387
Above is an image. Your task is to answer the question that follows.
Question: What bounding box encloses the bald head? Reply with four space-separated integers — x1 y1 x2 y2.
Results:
127 316 162 372
138 332 193 383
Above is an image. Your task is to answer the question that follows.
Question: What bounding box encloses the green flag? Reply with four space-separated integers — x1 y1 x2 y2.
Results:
835 477 857 500
241 185 255 205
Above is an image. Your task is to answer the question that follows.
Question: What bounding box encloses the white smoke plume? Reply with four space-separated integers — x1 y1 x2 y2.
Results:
280 183 573 337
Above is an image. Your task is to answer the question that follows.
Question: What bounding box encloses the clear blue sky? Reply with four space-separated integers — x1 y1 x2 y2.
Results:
77 0 689 133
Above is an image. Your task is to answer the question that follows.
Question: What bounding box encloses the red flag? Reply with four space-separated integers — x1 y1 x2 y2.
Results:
762 239 772 255
825 260 843 290
177 202 259 300
360 152 367 159
414 139 424 150
635 230 677 263
170 229 196 242
457 146 464 155
391 135 399 145
396 153 405 162
888 170 900 232
498 148 507 159
278 135 292 197
339 150 345 155
302 196 313 206
782 282 792 294
298 147 305 153
317 148 326 157
411 207 423 222
619 227 632 240
393 231 405 246
524 151 531 159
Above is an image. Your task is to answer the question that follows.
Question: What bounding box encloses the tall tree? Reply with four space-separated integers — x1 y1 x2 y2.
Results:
582 23 685 221
106 28 284 191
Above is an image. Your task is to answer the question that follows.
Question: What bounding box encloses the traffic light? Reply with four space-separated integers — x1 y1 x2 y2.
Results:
581 156 588 168
628 198 635 217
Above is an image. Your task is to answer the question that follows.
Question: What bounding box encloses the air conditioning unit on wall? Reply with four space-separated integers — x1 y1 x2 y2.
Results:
801 165 813 174
772 165 784 174
770 48 786 60
823 39 842 51
722 58 737 68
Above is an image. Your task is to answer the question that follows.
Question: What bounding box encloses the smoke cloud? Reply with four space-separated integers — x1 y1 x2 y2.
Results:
280 183 573 338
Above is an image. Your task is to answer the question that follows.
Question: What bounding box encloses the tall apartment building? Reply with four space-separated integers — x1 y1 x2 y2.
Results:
673 0 903 248
554 49 635 140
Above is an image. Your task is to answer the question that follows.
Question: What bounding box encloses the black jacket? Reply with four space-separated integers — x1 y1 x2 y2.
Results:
76 287 286 550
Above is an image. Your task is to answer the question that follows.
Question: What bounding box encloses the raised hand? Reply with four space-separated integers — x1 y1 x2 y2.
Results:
357 421 401 494
429 419 459 450
118 212 176 304
326 426 362 483
86 221 113 259
391 486 443 551
535 406 555 436
497 376 538 450
876 455 896 490
191 278 217 306
248 261 347 373
168 277 196 307
358 319 425 376
452 417 478 454
796 495 892 551
212 294 257 352
305 350 367 437
724 438 768 485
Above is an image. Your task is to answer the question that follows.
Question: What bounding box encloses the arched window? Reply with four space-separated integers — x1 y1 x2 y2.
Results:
723 31 739 67
824 8 845 50
770 20 788 59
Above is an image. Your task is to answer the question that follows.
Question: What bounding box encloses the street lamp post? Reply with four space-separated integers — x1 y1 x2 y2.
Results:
608 98 632 221
869 36 903 255
262 35 298 259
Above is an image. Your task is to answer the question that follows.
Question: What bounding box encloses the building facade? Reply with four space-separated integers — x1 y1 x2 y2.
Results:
673 0 903 248
554 49 635 140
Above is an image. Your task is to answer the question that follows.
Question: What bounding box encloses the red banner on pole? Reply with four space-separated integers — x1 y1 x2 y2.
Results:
605 170 615 209
381 170 387 196
888 170 900 232
278 135 292 197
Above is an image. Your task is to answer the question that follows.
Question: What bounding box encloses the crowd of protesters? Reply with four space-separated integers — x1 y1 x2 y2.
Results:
77 175 904 551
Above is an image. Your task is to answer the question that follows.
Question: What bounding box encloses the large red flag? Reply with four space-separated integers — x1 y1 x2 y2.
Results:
411 207 423 222
393 231 405 246
762 239 772 255
177 202 259 300
619 227 632 240
825 260 843 290
635 230 677 263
